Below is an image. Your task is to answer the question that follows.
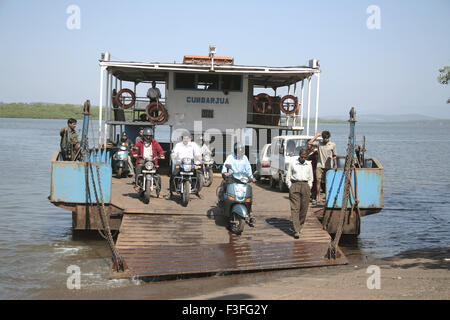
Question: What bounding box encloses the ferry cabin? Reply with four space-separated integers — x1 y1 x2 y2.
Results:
97 50 322 163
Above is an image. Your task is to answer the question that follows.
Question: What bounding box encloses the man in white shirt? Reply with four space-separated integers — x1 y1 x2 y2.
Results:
147 81 161 103
286 149 314 239
170 134 202 198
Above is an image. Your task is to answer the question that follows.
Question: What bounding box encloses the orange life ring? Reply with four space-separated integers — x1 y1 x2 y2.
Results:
280 95 299 114
253 93 272 114
115 88 136 109
146 102 168 125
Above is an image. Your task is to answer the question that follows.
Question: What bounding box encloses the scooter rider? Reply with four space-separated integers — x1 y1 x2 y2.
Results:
170 134 202 199
134 128 165 191
117 132 134 176
221 142 256 224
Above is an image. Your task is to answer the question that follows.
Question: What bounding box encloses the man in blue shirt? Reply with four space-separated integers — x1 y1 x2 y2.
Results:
221 143 255 179
220 143 256 226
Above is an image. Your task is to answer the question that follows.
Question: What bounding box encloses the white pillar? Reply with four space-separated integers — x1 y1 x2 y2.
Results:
314 72 320 135
300 79 304 129
98 66 106 147
104 71 110 147
306 76 312 136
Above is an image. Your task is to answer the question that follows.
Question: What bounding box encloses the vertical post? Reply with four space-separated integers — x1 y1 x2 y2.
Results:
306 76 312 136
314 72 321 135
104 71 110 147
300 79 304 129
98 66 105 147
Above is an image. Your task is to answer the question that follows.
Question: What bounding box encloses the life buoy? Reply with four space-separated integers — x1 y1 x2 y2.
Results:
146 102 168 125
253 93 272 114
115 88 136 109
280 95 299 114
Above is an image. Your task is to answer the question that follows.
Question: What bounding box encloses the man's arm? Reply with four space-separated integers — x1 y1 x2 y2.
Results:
285 162 292 189
307 162 314 189
332 143 337 168
308 131 321 147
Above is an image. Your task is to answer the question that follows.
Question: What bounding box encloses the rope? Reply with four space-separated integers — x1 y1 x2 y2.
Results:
83 137 127 272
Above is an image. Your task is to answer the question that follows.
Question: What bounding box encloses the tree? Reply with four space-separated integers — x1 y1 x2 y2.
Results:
438 66 450 103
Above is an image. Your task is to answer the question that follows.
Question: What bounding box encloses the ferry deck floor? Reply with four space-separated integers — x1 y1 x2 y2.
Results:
109 174 348 279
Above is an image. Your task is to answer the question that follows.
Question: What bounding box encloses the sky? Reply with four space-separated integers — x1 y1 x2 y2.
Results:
0 0 449 118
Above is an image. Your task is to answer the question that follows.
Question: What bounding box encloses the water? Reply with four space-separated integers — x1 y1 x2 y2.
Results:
0 118 449 299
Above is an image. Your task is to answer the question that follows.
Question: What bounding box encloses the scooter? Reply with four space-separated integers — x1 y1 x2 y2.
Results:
172 157 202 207
135 155 162 204
218 164 254 235
112 145 130 178
201 154 214 187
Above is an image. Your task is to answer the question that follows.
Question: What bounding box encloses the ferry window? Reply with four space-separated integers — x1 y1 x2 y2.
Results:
221 75 242 91
197 74 219 90
175 73 196 89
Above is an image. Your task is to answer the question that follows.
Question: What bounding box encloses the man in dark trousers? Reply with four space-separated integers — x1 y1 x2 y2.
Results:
286 149 314 239
60 118 79 160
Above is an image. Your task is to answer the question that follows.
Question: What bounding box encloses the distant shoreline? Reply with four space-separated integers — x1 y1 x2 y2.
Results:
1 103 449 124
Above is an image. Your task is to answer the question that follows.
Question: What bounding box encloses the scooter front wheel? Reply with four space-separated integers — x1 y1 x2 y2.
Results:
116 167 123 178
143 183 151 204
230 213 245 235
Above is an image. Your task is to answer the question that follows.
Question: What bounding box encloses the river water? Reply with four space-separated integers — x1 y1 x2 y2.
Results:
0 118 449 299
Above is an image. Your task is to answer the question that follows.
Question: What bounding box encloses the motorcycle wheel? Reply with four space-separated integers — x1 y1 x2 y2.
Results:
116 167 123 179
204 168 213 187
230 213 245 235
143 182 151 204
181 181 190 207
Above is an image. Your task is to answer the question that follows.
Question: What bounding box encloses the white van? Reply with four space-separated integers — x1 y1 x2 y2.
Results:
269 135 321 192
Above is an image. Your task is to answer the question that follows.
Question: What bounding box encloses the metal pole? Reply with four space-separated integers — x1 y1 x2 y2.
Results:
314 72 320 135
306 76 312 136
104 71 110 147
300 80 304 129
98 66 105 147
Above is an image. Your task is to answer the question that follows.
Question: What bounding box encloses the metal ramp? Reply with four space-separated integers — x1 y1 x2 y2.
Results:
110 210 347 279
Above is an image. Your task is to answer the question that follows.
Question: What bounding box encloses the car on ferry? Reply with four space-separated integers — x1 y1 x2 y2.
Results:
254 143 271 181
269 135 321 192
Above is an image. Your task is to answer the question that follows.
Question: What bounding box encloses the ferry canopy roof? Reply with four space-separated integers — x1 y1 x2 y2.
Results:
100 60 320 88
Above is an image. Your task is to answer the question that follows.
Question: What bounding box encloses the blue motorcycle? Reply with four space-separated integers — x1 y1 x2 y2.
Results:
218 164 254 235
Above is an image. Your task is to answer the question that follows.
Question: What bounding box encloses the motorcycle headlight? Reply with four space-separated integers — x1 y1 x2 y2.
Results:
182 158 191 165
145 161 154 170
183 164 192 171
119 146 127 151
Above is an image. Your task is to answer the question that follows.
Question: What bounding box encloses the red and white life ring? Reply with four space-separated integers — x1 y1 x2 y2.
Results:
280 95 299 114
146 102 168 125
253 93 272 114
115 88 136 109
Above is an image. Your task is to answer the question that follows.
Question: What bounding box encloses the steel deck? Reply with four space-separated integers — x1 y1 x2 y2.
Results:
109 176 347 279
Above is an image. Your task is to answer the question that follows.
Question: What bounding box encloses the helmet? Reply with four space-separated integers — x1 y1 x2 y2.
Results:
120 132 128 142
143 127 153 142
233 142 245 159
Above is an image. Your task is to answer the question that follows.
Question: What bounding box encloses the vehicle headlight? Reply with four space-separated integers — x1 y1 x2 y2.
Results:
119 146 127 151
183 164 192 171
145 162 154 170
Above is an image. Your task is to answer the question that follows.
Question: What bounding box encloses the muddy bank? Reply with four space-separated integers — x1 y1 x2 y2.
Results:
36 247 449 300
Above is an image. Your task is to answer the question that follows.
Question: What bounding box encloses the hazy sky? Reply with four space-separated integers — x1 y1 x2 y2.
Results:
0 0 449 118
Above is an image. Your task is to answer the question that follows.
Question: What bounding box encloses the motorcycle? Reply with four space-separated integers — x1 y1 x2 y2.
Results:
112 145 130 178
201 154 214 187
172 157 202 207
218 164 254 235
135 155 162 204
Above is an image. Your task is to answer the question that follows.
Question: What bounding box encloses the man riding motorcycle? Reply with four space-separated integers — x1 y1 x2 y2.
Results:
169 134 202 199
133 128 165 191
220 142 256 225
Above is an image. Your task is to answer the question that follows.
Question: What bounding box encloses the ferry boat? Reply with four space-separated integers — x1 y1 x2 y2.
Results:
49 48 383 278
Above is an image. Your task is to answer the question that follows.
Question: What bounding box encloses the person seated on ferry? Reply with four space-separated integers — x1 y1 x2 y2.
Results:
220 142 256 224
134 128 165 190
169 134 202 199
